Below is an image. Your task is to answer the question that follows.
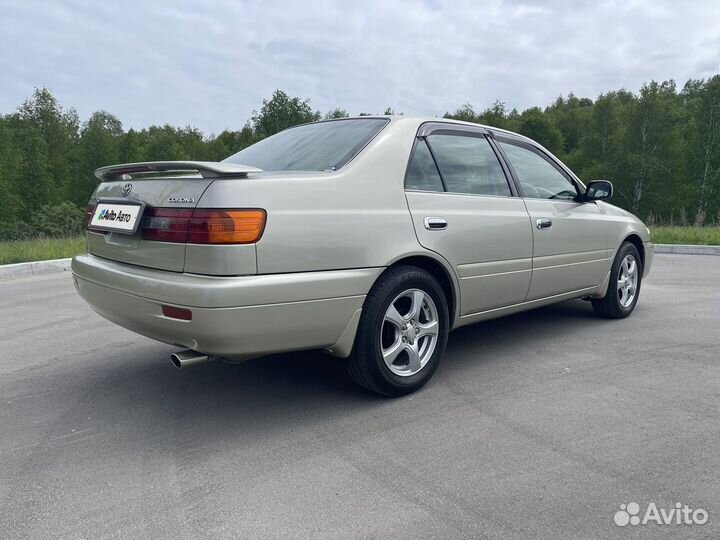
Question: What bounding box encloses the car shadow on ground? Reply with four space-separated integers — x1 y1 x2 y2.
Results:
53 299 609 440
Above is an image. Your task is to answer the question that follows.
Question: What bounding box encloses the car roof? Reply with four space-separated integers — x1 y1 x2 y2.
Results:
363 115 580 186
327 115 535 145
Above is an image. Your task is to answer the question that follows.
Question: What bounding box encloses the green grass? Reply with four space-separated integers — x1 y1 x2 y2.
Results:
0 236 86 265
651 226 720 246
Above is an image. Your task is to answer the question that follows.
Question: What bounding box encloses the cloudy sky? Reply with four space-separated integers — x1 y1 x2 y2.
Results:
1 0 718 134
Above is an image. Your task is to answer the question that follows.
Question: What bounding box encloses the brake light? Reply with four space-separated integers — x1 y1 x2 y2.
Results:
142 208 266 245
142 208 193 243
83 202 97 230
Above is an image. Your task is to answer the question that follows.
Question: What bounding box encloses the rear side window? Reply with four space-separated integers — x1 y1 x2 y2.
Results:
223 118 388 171
426 134 511 197
405 139 444 191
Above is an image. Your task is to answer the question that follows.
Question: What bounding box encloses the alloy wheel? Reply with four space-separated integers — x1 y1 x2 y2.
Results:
617 254 638 308
380 289 439 377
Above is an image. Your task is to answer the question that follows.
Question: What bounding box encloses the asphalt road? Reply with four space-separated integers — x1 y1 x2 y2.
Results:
1 254 719 539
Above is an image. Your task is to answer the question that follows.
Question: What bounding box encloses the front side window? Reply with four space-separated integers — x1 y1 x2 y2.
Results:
499 142 578 200
223 118 388 171
426 134 511 197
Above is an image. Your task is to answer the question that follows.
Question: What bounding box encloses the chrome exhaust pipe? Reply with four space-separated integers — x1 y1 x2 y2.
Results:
170 350 210 369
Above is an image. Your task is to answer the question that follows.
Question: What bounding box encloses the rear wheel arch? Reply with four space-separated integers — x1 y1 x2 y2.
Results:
379 255 457 328
349 263 450 396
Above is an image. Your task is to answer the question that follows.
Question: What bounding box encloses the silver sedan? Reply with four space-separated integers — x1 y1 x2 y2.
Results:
73 116 653 396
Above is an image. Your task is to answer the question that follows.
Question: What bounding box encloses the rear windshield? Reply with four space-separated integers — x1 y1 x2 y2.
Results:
222 118 388 171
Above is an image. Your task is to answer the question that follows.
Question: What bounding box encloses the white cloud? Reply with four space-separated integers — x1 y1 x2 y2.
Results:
1 0 718 134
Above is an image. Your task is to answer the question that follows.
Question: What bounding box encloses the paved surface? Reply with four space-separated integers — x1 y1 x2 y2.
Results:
1 254 718 539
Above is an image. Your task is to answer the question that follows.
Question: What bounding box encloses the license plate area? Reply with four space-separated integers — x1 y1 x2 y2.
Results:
88 199 145 234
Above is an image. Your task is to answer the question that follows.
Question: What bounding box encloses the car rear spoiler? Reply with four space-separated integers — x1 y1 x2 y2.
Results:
94 161 263 181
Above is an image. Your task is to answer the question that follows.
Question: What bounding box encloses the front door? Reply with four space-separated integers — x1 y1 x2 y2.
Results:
404 125 533 316
496 137 611 301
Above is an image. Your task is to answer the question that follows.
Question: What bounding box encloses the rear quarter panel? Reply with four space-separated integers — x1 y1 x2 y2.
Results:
199 120 426 275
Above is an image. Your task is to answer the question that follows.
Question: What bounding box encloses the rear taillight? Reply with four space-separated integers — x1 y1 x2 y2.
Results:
142 208 266 245
188 209 266 244
142 208 193 243
83 202 97 230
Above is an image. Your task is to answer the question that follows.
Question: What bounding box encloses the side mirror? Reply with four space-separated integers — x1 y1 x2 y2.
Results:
583 180 613 202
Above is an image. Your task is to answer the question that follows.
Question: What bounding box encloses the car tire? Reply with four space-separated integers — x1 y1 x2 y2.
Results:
591 241 643 319
347 265 449 397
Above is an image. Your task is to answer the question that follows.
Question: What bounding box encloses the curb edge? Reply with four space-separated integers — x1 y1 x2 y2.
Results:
0 258 72 279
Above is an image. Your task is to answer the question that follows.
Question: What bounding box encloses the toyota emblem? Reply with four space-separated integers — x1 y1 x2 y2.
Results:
121 183 133 197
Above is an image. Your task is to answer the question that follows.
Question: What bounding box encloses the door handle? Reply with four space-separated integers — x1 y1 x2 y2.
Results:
536 218 552 230
424 217 448 230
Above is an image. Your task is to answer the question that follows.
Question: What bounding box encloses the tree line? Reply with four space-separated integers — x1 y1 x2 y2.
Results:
1 79 719 240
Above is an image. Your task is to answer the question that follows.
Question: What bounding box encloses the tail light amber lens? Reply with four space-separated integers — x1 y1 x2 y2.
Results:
142 208 266 245
188 209 266 244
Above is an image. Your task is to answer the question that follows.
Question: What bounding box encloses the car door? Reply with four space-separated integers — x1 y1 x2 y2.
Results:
404 123 533 317
495 135 612 301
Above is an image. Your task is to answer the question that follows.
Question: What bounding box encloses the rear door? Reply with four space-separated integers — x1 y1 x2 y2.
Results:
404 123 533 316
495 136 611 300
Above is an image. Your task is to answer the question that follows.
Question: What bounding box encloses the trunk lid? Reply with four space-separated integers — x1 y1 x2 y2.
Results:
88 176 213 272
87 161 262 273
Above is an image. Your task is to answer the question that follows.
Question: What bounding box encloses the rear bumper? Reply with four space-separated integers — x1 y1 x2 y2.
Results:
72 254 381 358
